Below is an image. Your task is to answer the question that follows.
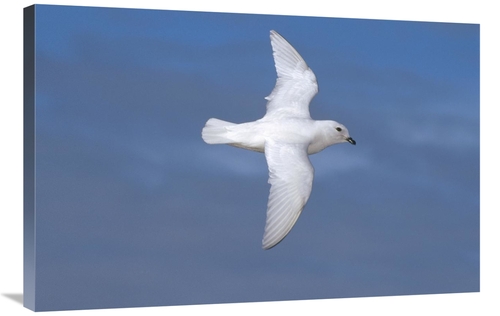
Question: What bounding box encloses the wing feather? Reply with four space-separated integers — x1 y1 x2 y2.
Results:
262 139 314 249
265 30 318 119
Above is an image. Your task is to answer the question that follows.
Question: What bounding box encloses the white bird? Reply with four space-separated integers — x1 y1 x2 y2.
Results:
202 30 356 249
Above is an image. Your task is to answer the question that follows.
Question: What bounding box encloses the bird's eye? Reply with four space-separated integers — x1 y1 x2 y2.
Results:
335 127 342 132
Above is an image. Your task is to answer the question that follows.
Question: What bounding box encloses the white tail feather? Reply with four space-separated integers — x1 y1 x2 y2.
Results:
202 118 236 144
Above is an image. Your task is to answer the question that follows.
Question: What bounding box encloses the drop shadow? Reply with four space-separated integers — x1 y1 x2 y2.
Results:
3 293 23 305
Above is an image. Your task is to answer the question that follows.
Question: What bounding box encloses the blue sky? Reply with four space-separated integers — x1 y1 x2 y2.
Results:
31 4 479 311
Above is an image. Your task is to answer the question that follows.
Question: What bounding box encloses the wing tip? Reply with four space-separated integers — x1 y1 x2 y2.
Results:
261 223 293 250
269 29 285 42
262 237 284 250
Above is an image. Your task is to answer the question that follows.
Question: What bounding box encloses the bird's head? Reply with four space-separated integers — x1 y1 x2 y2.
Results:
328 121 356 145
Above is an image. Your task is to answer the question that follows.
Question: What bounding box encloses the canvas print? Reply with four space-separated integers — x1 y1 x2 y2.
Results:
24 4 479 312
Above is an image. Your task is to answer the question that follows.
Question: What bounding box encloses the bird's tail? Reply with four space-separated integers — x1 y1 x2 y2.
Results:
202 118 236 144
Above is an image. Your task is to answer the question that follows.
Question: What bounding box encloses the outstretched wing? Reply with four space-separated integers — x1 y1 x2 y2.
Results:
264 30 318 119
262 139 314 249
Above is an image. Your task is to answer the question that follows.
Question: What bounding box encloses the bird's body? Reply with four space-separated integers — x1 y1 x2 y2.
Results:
202 30 355 249
203 117 349 155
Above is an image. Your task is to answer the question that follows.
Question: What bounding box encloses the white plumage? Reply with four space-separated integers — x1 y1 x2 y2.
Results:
202 30 356 249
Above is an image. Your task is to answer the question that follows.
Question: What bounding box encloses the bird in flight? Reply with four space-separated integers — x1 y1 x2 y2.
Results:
202 30 356 249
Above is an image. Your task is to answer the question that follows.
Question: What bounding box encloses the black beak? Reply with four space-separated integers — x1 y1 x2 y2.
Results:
346 137 356 145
